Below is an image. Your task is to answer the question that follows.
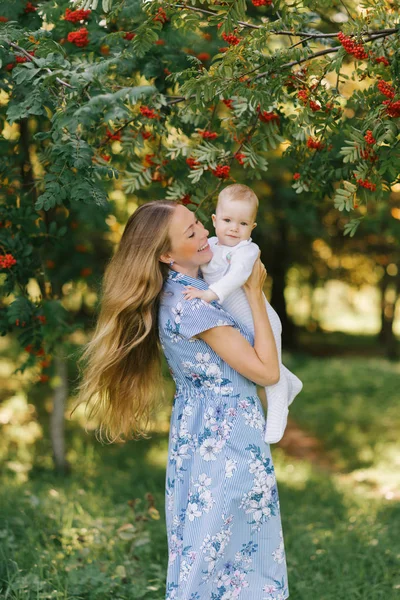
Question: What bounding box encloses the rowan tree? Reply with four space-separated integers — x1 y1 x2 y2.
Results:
0 0 399 466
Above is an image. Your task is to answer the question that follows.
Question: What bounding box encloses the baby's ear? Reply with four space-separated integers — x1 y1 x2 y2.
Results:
211 213 217 226
252 222 257 230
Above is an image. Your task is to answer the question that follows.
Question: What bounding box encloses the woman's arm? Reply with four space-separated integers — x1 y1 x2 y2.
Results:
198 257 280 387
198 326 279 386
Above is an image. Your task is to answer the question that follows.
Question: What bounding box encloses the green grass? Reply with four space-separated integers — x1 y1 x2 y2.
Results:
1 352 399 599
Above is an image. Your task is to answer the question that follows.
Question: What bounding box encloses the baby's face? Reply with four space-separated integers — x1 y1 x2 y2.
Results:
212 198 257 247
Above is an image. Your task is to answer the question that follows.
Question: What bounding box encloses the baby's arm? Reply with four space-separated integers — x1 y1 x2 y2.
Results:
182 287 219 302
207 243 260 303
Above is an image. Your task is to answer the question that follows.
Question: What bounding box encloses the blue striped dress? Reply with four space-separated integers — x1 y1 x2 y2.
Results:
158 269 289 600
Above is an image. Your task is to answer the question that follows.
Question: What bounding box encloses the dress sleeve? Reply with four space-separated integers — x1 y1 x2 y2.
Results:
176 296 238 340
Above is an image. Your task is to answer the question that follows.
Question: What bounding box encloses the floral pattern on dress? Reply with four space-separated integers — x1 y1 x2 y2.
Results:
200 514 234 582
186 472 215 521
263 577 288 600
169 422 194 482
166 476 175 513
182 351 234 395
225 457 238 478
168 397 197 481
195 403 237 462
211 539 259 599
239 396 265 430
272 529 286 564
239 444 279 532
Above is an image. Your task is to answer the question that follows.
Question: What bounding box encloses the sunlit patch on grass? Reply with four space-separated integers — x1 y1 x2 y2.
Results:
145 440 169 470
272 448 315 490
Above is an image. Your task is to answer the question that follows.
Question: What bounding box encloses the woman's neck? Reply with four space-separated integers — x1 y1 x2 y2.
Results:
170 265 200 278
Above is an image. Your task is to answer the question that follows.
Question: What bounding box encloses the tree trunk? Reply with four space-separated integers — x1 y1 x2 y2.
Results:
378 274 399 360
268 219 297 349
50 352 70 474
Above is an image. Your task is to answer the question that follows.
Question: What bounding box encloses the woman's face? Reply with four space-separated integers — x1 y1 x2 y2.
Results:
165 204 213 275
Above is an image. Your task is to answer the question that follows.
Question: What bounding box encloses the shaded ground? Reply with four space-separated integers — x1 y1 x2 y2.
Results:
0 338 399 599
277 417 334 470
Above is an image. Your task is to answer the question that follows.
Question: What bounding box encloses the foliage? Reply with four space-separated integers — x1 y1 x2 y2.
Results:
0 0 399 375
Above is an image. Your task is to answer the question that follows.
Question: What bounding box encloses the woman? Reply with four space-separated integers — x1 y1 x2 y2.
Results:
76 200 289 600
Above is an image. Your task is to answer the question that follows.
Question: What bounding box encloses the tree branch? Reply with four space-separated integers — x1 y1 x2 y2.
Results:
254 28 398 78
7 41 74 89
174 4 397 40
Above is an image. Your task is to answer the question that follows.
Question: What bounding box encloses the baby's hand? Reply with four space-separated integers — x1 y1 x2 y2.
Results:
183 286 204 300
183 287 219 303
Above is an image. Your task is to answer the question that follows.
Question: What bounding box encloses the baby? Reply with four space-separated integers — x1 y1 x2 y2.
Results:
182 183 303 443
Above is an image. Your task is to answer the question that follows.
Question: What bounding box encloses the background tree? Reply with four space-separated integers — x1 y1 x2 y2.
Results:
0 0 399 468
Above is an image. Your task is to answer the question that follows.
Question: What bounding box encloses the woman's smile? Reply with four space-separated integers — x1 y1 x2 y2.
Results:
197 241 210 252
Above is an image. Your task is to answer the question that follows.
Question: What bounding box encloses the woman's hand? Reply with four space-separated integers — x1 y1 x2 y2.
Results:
243 254 267 299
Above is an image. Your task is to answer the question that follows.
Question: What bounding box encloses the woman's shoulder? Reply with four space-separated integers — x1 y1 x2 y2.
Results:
159 283 239 341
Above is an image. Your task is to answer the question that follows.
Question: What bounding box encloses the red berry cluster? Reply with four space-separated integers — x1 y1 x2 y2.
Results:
15 51 35 64
235 153 246 165
153 7 168 24
337 32 368 60
309 100 321 112
140 105 159 119
222 32 241 46
358 146 378 162
67 28 89 48
141 130 152 140
222 99 233 109
200 130 218 140
0 16 8 22
293 172 301 180
180 194 192 206
285 67 308 89
186 157 199 169
65 8 91 23
259 110 280 123
355 177 376 191
143 153 155 167
285 75 296 89
377 80 395 99
25 344 45 356
197 52 211 62
297 89 309 104
382 99 400 118
124 32 136 40
375 56 390 66
307 137 324 150
106 128 121 141
364 130 376 145
24 2 37 13
252 0 272 5
101 154 111 162
212 165 230 179
0 253 17 268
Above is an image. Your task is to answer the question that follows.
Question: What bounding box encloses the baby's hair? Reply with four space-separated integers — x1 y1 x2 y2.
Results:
217 184 259 221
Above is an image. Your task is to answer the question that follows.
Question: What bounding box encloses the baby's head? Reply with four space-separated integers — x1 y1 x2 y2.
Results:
212 184 258 247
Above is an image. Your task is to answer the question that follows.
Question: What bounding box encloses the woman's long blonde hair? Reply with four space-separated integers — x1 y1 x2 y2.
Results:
73 200 177 443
